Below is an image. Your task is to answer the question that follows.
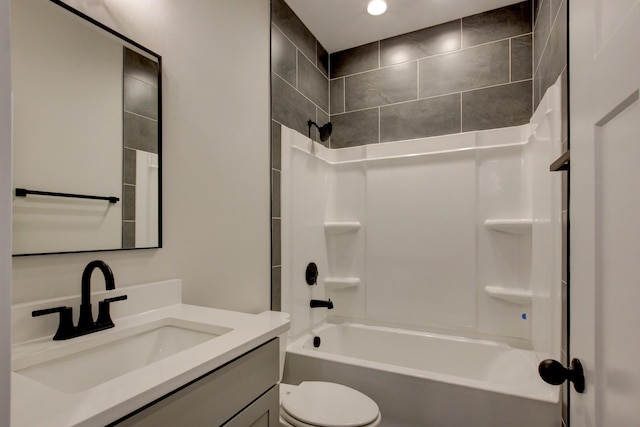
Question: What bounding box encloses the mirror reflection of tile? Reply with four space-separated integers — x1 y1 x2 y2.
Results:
122 48 159 249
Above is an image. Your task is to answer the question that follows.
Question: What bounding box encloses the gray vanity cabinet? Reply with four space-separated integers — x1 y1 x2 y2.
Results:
113 338 280 426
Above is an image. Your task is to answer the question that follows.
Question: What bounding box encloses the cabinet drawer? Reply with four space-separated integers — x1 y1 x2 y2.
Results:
113 338 279 426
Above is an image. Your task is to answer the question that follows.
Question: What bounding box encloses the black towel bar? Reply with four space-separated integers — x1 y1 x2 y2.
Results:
15 188 120 203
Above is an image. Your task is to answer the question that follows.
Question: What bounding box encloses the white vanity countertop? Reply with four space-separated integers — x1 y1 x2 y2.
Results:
11 280 289 427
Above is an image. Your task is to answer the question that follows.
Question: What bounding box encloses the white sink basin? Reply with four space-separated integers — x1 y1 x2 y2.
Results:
14 318 232 393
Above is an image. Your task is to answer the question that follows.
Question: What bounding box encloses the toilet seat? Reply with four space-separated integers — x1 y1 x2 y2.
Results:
280 381 381 427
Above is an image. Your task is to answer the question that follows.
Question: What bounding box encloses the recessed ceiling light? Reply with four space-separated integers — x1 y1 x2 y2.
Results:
367 0 387 16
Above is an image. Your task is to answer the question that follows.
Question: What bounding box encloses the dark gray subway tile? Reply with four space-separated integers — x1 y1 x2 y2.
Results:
271 266 282 311
272 73 317 137
380 20 461 67
551 0 563 25
123 148 136 185
123 185 136 221
539 0 567 97
122 221 135 249
272 169 281 218
511 34 533 81
462 1 532 48
561 67 568 142
330 108 379 148
124 75 158 120
345 61 417 111
271 24 297 87
419 40 509 98
123 48 158 87
298 51 329 112
317 41 329 77
330 78 345 114
330 42 379 78
271 0 316 61
272 218 281 266
534 0 551 72
380 94 461 142
124 113 158 154
272 121 282 171
462 80 532 131
534 72 542 111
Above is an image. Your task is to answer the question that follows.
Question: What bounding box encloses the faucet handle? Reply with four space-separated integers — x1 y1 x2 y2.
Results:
96 295 127 328
32 306 75 340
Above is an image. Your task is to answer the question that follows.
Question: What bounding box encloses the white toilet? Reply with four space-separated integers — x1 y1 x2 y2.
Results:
277 337 381 427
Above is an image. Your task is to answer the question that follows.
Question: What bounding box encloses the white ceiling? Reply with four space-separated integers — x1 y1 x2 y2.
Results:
284 0 523 53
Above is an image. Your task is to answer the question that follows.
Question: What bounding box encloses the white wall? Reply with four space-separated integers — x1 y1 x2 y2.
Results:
0 0 12 421
11 0 272 314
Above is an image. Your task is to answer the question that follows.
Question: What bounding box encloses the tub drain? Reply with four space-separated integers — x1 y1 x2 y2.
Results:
313 336 321 348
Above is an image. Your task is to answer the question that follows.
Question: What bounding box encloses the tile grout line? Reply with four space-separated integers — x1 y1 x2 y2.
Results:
460 92 463 132
509 38 512 82
378 107 381 143
295 48 299 90
343 77 346 113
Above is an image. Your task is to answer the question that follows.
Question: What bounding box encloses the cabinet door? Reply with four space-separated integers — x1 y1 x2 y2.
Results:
222 385 279 427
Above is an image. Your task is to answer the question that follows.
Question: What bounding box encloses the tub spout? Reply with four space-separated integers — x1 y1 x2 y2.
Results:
310 299 334 309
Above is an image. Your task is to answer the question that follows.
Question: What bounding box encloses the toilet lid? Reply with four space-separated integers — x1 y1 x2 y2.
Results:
281 381 380 427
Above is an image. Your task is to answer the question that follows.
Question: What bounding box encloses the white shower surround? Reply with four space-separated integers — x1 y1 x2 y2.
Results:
282 79 562 347
280 79 563 424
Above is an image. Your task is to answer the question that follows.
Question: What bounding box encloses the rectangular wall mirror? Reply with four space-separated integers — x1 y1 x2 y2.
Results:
11 0 162 256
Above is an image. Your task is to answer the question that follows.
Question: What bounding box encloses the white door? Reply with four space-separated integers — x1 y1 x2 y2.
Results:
570 0 640 425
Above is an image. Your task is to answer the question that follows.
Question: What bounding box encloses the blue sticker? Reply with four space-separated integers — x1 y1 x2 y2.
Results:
521 313 527 320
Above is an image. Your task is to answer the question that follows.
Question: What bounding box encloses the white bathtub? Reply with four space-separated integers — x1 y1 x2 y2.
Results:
283 322 560 427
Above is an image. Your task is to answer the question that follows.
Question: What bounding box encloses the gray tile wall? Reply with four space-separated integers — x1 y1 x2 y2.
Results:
533 1 568 425
122 47 159 249
329 1 533 148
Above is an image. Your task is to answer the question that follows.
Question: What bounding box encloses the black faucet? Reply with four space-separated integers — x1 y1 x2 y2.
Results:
310 299 334 309
32 260 127 340
78 260 115 331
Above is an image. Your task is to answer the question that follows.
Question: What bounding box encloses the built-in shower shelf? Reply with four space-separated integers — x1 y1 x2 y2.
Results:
324 277 361 289
324 221 361 234
484 286 532 305
484 219 532 234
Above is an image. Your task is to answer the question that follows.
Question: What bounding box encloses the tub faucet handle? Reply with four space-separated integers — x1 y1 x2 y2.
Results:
306 262 319 285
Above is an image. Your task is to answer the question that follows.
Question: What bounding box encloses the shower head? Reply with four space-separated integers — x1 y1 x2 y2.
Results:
307 120 333 142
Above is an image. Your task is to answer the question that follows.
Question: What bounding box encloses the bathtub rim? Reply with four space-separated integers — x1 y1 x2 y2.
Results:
293 316 535 350
285 319 560 405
